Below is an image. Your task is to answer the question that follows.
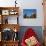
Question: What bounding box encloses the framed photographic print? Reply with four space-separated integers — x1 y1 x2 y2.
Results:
2 10 9 15
9 10 18 15
23 9 37 18
9 10 15 15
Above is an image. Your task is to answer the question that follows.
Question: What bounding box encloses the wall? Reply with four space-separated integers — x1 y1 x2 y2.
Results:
0 0 44 26
18 0 44 26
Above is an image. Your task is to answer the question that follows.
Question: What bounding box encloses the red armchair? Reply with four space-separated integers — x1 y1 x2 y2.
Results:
21 28 41 46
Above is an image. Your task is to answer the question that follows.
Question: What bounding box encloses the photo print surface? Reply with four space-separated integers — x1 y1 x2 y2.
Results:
23 9 37 18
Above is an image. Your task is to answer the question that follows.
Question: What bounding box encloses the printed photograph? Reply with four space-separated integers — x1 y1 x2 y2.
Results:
23 9 37 18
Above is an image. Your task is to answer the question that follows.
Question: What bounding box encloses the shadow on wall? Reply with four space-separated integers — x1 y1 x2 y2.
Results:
18 26 44 44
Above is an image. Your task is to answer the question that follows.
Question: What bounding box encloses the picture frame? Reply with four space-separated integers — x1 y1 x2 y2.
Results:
9 10 18 15
2 10 9 15
23 9 37 18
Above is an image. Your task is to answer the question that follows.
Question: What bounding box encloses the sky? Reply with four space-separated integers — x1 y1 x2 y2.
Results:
23 9 36 16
